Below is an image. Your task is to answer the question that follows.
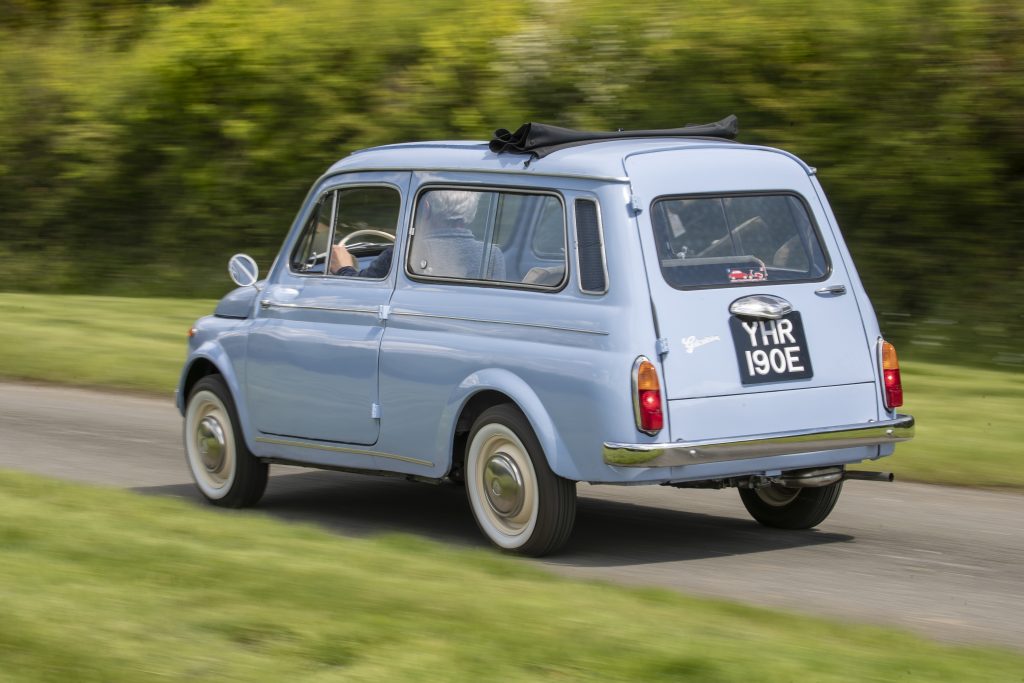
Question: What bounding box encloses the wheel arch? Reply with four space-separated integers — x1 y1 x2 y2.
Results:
177 346 256 453
181 358 220 408
438 368 580 482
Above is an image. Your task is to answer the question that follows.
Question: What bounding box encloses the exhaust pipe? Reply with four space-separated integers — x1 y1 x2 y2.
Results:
772 466 844 488
844 470 894 482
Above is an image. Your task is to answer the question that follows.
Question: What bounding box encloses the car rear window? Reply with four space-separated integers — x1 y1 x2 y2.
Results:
650 194 829 288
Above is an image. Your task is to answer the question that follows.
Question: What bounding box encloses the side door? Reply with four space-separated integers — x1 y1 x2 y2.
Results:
246 171 409 446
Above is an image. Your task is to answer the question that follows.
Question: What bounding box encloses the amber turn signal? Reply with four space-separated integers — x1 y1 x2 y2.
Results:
633 357 664 434
880 340 903 409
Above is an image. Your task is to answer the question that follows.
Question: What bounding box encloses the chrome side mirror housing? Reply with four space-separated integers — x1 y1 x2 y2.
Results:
228 253 259 288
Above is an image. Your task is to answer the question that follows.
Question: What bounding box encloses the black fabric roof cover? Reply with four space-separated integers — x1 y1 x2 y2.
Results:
489 115 738 159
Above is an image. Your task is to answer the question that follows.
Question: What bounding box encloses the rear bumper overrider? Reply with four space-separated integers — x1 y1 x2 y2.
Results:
603 414 915 467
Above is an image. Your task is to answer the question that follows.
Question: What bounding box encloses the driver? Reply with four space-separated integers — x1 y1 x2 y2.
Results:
330 238 393 278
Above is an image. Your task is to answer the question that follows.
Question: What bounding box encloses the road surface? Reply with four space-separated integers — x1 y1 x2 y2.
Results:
1 381 1021 651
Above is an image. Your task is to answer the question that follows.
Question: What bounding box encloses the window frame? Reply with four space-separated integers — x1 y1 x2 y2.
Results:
286 182 404 281
647 190 832 291
404 183 569 292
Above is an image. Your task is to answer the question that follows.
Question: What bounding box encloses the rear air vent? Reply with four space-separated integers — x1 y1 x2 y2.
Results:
575 199 607 294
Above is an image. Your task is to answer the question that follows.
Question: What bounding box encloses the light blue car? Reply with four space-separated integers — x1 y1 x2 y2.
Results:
177 118 914 556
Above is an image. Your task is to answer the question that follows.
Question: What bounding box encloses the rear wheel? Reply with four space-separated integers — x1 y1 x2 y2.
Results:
738 481 843 529
465 405 576 556
184 375 268 508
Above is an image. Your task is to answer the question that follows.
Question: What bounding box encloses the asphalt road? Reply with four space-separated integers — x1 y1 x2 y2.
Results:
2 381 1022 651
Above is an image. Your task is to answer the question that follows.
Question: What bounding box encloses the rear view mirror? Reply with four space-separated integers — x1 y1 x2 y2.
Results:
228 254 259 287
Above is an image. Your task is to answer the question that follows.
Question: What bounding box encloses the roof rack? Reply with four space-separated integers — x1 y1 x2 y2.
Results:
488 115 738 159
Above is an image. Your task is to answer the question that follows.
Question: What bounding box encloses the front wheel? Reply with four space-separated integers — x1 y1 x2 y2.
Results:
184 375 268 508
465 405 576 556
738 481 843 529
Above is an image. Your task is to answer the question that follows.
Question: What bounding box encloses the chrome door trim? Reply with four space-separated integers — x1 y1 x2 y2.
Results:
391 309 609 336
259 300 379 315
255 436 434 467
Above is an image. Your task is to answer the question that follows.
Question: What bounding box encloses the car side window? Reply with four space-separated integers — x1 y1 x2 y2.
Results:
290 192 336 274
327 186 402 279
408 188 566 288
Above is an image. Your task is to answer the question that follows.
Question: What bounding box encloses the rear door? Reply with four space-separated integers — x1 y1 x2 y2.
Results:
625 148 877 436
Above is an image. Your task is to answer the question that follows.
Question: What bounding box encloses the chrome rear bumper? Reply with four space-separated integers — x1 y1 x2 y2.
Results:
603 414 915 467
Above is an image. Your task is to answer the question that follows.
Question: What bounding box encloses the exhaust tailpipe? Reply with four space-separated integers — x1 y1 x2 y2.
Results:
844 470 895 482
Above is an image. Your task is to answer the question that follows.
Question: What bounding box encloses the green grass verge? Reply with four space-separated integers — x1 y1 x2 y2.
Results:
1 469 1022 682
0 292 213 394
1 292 1021 488
894 362 1024 489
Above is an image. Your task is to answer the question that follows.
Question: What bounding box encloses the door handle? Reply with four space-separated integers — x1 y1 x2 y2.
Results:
814 284 847 296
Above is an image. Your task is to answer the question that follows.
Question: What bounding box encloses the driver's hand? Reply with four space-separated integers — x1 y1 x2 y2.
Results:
330 243 356 273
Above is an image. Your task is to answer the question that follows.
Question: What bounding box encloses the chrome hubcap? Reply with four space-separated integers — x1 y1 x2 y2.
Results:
756 483 801 507
197 415 226 473
483 452 524 518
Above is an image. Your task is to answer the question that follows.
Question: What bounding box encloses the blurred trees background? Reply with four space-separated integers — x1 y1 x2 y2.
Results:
1 0 1021 359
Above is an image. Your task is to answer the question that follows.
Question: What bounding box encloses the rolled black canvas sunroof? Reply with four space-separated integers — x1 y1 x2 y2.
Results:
489 115 739 159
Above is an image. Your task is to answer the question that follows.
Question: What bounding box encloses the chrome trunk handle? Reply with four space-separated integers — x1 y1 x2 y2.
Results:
729 295 793 320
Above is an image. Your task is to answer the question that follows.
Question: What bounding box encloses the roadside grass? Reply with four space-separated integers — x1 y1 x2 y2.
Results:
1 469 1022 682
895 361 1024 489
0 292 213 394
1 292 1021 489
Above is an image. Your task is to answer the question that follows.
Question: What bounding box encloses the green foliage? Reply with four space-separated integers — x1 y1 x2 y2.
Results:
2 467 1023 681
0 0 1022 347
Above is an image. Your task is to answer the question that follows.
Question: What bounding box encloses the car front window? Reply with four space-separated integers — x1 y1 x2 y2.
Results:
289 193 336 274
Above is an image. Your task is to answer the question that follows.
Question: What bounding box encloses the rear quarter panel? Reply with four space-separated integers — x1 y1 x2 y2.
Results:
376 181 662 482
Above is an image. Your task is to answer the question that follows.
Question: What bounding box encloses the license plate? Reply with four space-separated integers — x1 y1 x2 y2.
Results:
729 312 814 385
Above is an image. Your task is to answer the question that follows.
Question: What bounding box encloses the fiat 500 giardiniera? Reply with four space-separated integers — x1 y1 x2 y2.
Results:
177 117 915 556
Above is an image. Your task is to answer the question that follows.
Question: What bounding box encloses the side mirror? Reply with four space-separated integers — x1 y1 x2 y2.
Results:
228 253 259 287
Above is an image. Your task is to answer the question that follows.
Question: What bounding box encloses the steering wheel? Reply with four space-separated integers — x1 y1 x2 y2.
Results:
340 229 395 246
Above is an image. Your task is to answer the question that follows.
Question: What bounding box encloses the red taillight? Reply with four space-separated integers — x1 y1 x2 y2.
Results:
633 357 663 434
881 340 903 409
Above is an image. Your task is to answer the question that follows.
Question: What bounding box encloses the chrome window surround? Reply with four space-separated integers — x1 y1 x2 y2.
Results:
286 182 403 281
573 198 610 295
631 355 662 436
404 184 569 292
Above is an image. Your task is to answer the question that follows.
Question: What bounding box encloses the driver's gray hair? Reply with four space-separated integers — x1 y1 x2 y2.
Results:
430 190 480 224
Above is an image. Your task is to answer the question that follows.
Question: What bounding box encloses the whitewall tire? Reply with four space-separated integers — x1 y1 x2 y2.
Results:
465 405 575 556
184 375 267 508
